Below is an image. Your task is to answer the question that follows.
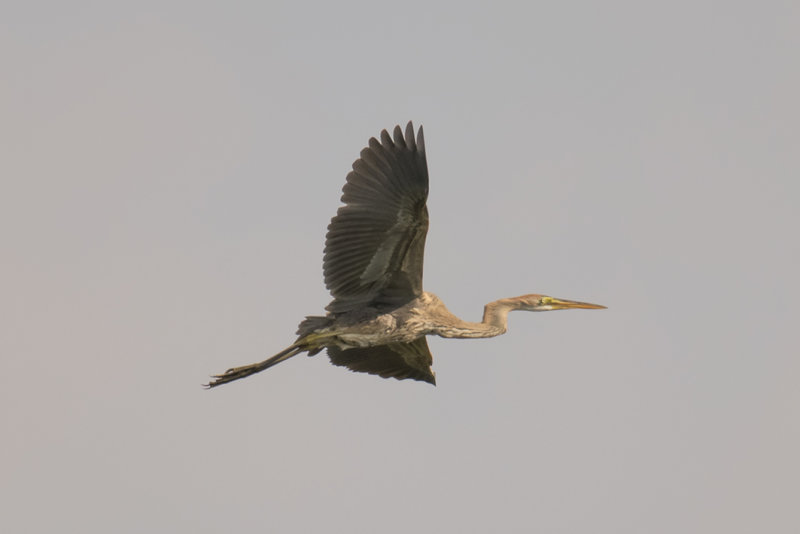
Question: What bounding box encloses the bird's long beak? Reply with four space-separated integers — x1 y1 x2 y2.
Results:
548 297 606 310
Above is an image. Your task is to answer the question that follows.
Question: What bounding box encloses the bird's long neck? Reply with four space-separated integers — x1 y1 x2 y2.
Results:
434 298 517 339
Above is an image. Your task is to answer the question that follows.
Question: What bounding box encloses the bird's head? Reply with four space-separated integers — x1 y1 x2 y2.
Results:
513 294 606 312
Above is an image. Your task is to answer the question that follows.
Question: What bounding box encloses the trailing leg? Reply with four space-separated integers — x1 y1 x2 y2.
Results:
205 344 304 388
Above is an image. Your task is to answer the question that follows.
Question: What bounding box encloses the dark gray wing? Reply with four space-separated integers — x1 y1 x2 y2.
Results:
326 337 436 385
323 122 429 313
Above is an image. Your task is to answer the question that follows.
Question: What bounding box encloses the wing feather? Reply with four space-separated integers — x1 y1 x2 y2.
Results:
323 122 429 313
326 337 436 385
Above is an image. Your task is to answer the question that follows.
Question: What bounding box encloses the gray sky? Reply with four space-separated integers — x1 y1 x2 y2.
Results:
3 1 799 532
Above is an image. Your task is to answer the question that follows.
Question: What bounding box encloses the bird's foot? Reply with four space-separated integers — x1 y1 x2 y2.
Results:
204 363 262 388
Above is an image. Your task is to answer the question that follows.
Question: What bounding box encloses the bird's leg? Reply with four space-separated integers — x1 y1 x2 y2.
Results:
205 345 304 388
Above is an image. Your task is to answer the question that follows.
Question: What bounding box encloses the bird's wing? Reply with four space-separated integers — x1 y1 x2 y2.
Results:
323 122 429 313
326 337 436 385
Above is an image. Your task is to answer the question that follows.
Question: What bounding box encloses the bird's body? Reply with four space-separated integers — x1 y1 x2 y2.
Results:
298 292 504 348
207 122 604 387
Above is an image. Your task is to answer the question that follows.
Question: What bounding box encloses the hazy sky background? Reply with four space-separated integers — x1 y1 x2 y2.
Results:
3 1 798 532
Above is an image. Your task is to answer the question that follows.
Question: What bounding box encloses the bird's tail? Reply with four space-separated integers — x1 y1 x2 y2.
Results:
205 344 305 388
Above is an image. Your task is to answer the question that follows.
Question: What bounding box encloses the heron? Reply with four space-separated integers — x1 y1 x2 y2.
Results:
207 122 605 387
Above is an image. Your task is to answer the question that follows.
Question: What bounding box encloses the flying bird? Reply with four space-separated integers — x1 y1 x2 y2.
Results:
207 122 604 387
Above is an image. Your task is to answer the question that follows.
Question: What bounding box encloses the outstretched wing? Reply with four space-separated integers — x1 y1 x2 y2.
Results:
326 337 436 385
323 122 429 313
